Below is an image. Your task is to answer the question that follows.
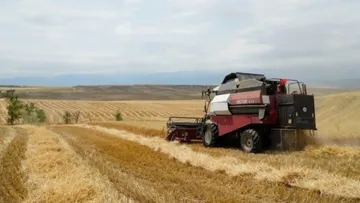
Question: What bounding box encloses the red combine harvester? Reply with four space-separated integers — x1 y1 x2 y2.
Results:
166 72 317 153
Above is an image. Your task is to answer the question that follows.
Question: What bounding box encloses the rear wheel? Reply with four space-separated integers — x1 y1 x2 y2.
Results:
202 123 219 147
240 129 263 153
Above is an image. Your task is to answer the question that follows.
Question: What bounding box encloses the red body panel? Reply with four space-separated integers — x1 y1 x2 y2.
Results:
266 95 278 123
228 90 262 105
211 95 279 136
211 114 260 135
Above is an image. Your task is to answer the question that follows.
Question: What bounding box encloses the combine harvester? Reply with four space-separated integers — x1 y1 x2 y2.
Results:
166 72 317 153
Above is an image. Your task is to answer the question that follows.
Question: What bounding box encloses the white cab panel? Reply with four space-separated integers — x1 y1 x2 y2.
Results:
209 94 231 115
262 95 270 104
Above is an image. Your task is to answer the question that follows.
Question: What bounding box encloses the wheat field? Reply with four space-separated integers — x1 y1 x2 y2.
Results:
0 99 204 124
1 92 360 202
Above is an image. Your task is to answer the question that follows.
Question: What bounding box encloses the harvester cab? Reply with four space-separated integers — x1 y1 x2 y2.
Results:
166 72 317 153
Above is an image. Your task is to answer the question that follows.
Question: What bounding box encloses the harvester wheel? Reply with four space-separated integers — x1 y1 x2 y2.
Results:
240 129 263 153
202 123 219 147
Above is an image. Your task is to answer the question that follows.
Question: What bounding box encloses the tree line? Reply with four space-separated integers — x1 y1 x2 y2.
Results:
2 92 46 125
1 91 123 125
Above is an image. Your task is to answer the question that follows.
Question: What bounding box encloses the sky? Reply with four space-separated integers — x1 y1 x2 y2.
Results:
0 0 360 79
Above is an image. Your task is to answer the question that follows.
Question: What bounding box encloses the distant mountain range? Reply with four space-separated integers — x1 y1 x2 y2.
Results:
1 68 359 89
313 78 360 89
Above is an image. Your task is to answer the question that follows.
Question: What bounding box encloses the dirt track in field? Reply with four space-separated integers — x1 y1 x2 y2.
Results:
1 91 360 202
0 125 133 203
85 125 360 198
1 124 360 202
0 127 28 203
48 125 357 203
90 122 360 181
22 126 132 203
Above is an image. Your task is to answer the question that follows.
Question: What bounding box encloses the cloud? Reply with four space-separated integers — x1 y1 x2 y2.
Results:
114 22 133 36
0 0 360 78
124 0 143 4
114 21 209 39
204 0 360 69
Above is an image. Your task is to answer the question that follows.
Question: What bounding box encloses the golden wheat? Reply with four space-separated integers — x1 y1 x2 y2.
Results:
1 91 360 202
0 99 204 124
0 126 28 203
20 125 132 203
80 124 360 199
50 126 171 203
49 125 356 203
0 127 15 154
1 92 359 142
0 99 7 124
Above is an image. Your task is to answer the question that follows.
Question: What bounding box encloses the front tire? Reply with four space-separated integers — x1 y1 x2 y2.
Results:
202 123 219 147
240 129 263 153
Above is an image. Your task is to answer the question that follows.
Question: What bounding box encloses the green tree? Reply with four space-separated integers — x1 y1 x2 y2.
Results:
63 111 72 124
24 103 36 113
22 102 47 124
36 109 47 123
6 95 24 125
4 93 47 125
114 110 123 121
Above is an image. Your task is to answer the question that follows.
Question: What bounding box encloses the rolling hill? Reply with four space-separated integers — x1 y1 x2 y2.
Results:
1 86 360 202
0 87 359 143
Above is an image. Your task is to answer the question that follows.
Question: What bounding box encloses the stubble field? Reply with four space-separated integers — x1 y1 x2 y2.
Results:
1 88 360 202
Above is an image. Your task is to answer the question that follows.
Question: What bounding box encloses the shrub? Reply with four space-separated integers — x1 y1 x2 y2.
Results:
114 111 123 121
73 111 81 123
4 89 16 99
36 109 47 123
22 103 37 124
6 95 24 125
24 103 36 113
63 111 72 124
21 102 47 124
4 94 47 125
